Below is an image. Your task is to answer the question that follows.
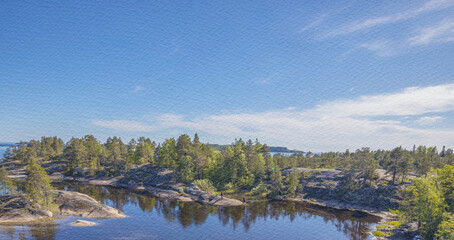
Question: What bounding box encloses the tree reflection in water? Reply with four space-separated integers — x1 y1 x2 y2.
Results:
0 220 59 240
55 182 379 240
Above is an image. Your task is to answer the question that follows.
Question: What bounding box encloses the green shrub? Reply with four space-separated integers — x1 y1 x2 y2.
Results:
372 230 392 237
224 182 235 190
194 179 216 194
387 221 401 227
388 209 400 215
251 182 269 195
435 213 454 240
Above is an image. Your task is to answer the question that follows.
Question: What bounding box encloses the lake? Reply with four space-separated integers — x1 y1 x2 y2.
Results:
0 182 380 240
0 146 8 159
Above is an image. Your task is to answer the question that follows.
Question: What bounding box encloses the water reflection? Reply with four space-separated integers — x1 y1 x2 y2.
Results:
0 221 59 240
56 182 379 240
0 182 380 240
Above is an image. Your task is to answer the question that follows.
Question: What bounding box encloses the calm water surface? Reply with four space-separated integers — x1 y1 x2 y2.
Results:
0 182 380 240
0 146 8 159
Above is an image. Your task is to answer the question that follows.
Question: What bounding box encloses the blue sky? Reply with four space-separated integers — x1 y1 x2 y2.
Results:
1 0 454 151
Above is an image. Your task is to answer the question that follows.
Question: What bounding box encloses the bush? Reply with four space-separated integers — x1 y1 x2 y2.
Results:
236 174 255 189
387 221 401 227
435 213 454 240
251 182 269 195
224 182 235 190
372 231 392 237
388 209 400 215
194 179 216 194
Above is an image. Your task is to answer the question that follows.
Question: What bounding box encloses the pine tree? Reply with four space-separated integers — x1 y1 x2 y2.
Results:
179 155 195 184
287 172 300 196
64 138 87 171
386 147 403 185
271 168 284 195
84 135 102 174
158 139 178 168
0 166 14 194
24 159 54 209
135 137 155 165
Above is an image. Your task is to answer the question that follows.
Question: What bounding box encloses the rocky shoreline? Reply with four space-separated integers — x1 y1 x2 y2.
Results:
49 173 244 207
0 190 125 224
3 161 411 237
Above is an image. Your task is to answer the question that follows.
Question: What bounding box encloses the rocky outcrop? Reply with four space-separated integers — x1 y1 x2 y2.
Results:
116 164 243 206
0 195 52 223
184 184 243 206
118 164 175 188
70 220 98 227
54 190 125 218
0 190 125 224
285 168 404 211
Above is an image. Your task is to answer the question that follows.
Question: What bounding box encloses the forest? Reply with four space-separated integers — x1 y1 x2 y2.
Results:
2 134 454 239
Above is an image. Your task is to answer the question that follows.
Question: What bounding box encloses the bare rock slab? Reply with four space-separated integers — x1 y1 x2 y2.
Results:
55 190 126 218
71 220 98 227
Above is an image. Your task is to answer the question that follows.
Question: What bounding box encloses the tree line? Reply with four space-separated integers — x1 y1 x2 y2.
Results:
3 135 454 191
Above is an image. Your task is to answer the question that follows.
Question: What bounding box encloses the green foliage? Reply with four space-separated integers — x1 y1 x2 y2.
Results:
133 137 155 165
389 209 400 215
436 165 454 212
0 166 15 194
350 148 379 187
372 230 392 237
224 182 235 190
24 159 54 209
286 171 300 196
251 182 269 196
194 179 216 193
158 138 178 169
270 168 284 195
385 147 413 185
387 221 401 227
434 213 454 240
179 155 195 184
236 173 255 189
400 165 454 240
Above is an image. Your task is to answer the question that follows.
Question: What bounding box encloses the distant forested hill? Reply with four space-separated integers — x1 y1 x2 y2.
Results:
0 142 15 147
208 144 303 153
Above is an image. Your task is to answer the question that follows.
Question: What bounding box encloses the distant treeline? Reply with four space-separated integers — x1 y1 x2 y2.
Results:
0 143 16 147
208 144 303 154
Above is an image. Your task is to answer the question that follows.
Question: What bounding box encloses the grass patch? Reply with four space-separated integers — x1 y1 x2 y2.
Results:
387 221 401 227
372 230 392 237
375 220 401 230
388 209 400 214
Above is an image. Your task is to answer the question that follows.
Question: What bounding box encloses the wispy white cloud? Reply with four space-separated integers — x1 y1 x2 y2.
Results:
92 120 158 132
360 18 454 56
93 83 454 151
324 0 454 38
300 14 327 33
360 40 398 56
258 76 273 85
416 116 444 125
409 18 454 45
133 85 145 92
